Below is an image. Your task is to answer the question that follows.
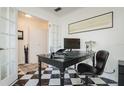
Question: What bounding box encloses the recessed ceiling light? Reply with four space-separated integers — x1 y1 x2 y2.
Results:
25 14 32 18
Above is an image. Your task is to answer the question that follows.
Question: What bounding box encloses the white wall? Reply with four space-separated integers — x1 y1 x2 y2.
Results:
59 7 124 82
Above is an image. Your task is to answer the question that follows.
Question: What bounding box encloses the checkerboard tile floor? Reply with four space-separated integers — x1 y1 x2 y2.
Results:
12 67 117 86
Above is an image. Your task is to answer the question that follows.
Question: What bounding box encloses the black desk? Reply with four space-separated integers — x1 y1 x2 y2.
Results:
37 51 95 86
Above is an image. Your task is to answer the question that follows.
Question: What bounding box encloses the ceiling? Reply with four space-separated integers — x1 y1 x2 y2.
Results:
18 11 48 23
42 7 80 16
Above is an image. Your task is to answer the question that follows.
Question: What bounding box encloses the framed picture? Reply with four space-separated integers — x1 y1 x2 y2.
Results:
68 11 113 34
18 30 23 40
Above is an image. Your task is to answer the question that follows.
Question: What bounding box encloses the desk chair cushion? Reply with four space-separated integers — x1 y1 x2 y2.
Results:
78 63 97 75
77 50 109 76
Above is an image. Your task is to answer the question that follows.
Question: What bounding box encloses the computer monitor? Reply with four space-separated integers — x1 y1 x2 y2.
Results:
64 38 80 50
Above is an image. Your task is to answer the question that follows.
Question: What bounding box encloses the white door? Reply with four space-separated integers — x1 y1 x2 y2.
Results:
0 8 17 85
29 27 48 63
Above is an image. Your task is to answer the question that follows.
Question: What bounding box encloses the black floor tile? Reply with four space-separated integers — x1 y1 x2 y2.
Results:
26 71 36 74
64 78 72 85
13 79 29 86
96 84 109 86
43 71 52 74
51 74 60 78
101 77 117 84
81 78 95 84
53 67 58 70
37 79 49 86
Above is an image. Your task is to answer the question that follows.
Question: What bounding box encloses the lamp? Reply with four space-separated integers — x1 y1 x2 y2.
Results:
85 40 96 52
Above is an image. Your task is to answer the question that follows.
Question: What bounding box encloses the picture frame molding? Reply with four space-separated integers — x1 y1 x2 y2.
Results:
18 30 23 40
68 11 113 34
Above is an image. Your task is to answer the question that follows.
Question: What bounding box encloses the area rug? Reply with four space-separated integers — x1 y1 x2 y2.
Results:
18 63 38 75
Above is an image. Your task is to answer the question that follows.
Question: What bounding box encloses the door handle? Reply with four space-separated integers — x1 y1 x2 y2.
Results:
0 48 5 50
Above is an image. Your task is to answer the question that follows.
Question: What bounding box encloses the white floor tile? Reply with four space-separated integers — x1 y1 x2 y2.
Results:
71 78 82 85
49 79 60 85
20 75 33 79
90 78 106 84
68 70 76 74
25 79 38 86
64 74 70 78
18 71 25 75
41 74 51 79
52 70 60 74
79 75 85 78
35 71 38 74
45 67 53 71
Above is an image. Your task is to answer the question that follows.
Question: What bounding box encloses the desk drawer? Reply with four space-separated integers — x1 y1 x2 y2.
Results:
119 65 124 74
119 74 124 86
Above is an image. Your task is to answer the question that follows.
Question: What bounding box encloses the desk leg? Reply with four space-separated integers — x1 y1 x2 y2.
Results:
74 65 77 78
92 54 95 77
38 57 42 86
74 64 76 69
92 54 95 67
60 68 65 86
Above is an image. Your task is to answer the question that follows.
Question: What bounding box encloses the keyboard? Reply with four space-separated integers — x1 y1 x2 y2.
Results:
53 54 65 59
64 51 81 58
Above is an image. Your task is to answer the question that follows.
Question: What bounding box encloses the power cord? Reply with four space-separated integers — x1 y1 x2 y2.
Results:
104 69 115 74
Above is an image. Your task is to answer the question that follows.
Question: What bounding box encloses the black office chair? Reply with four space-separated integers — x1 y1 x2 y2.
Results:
77 50 109 85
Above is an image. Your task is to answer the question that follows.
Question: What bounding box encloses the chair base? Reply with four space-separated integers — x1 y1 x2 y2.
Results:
74 76 94 86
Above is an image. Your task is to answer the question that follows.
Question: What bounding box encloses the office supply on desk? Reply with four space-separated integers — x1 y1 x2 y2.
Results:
37 51 95 86
85 41 96 52
56 49 66 55
77 50 109 85
56 49 66 53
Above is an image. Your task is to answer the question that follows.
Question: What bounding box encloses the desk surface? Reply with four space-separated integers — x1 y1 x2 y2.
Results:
38 51 94 61
38 51 94 69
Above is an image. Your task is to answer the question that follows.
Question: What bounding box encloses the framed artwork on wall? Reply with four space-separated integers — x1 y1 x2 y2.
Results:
68 11 113 34
18 30 23 40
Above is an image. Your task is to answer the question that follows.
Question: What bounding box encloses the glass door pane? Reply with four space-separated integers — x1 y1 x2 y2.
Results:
0 50 9 80
9 49 16 75
0 7 9 19
0 18 9 34
1 64 9 80
10 36 16 49
0 34 9 49
9 22 16 35
9 8 16 22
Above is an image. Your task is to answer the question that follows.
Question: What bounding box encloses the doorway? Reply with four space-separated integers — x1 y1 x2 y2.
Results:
17 11 48 74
